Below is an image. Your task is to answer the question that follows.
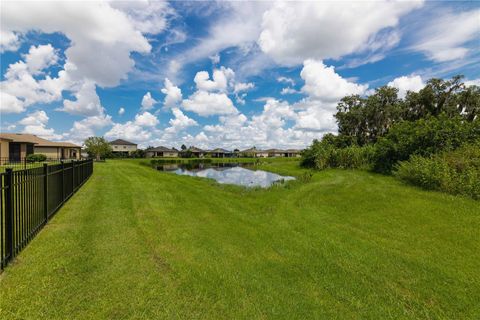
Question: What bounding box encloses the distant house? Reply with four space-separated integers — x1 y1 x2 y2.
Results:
0 133 81 162
239 147 302 158
208 148 233 158
265 148 302 158
180 146 206 158
285 149 302 158
265 149 285 157
145 146 179 158
109 139 137 156
240 147 269 158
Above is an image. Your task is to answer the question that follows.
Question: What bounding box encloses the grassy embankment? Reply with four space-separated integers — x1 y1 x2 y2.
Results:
0 159 479 319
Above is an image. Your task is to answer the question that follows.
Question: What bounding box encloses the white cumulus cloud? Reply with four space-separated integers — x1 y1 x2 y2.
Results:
19 110 62 140
165 108 198 134
161 78 182 108
65 114 113 145
194 67 235 92
0 44 65 113
61 80 104 117
301 59 368 102
1 1 154 87
182 90 238 117
0 30 20 52
134 111 159 127
141 92 158 111
258 1 423 65
23 44 58 75
388 75 425 98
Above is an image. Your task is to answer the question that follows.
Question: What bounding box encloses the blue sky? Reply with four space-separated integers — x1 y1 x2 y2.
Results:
1 0 479 149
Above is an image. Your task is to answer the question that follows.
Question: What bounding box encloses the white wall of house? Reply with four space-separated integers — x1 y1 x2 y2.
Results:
0 139 9 159
163 152 178 157
111 144 137 153
34 147 81 159
146 151 178 158
269 153 284 157
35 147 60 158
256 152 269 158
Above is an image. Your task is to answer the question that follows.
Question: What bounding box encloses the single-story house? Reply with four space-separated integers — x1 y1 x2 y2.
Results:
145 146 179 158
264 148 286 157
238 147 302 158
180 146 206 158
0 133 81 162
240 147 269 158
109 139 137 155
208 148 233 158
284 149 302 157
265 148 303 157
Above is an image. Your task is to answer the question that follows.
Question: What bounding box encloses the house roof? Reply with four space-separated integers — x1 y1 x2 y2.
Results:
109 139 137 146
241 147 269 153
146 146 178 152
187 146 205 153
0 133 80 148
285 149 302 153
240 147 258 153
208 148 231 153
264 148 285 153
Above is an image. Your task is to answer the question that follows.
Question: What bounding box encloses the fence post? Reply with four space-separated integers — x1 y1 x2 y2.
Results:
72 160 76 191
4 168 14 265
61 160 65 203
43 163 48 223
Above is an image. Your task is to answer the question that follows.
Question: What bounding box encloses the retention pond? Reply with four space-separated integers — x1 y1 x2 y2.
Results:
155 163 295 188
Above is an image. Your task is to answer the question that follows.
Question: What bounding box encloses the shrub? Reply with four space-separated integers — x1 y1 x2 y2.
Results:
26 154 47 162
373 114 480 173
301 139 375 170
394 143 480 199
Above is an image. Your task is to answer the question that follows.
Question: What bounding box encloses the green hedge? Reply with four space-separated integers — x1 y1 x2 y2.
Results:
394 143 480 199
26 154 47 162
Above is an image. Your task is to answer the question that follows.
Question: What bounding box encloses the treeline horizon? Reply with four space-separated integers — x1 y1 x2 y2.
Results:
302 75 479 198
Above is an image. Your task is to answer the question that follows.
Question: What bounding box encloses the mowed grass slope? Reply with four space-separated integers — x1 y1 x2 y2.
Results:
0 159 479 319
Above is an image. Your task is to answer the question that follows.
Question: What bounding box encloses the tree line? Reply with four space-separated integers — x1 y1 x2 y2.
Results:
301 75 480 198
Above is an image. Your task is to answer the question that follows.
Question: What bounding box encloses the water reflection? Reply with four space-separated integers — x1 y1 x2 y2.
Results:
156 163 295 188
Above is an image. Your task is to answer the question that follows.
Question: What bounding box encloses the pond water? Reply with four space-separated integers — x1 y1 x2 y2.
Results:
156 163 295 188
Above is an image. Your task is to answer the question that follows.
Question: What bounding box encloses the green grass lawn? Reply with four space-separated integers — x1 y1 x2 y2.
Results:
1 159 479 319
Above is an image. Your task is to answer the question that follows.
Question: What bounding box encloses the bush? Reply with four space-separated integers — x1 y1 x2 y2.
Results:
301 139 375 170
373 115 480 173
26 154 47 162
394 143 480 199
130 150 145 158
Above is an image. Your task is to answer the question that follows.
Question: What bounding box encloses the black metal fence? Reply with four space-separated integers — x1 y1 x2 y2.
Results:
1 159 93 270
0 157 76 171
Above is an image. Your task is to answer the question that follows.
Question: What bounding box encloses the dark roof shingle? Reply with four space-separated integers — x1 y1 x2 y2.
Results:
109 139 137 146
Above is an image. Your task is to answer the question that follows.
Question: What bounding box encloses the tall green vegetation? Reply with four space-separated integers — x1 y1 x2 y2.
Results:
334 75 478 146
301 136 375 170
302 75 480 198
395 143 480 199
373 115 480 173
84 136 112 161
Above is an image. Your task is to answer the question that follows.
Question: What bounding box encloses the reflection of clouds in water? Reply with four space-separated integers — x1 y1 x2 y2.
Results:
174 167 295 188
